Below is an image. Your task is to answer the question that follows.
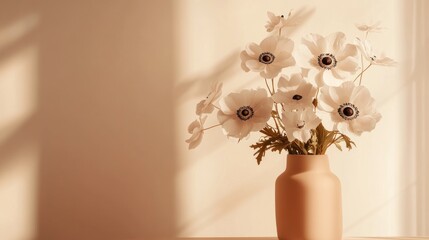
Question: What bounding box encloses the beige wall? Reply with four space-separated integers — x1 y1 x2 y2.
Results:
0 0 427 240
176 0 429 238
1 0 176 239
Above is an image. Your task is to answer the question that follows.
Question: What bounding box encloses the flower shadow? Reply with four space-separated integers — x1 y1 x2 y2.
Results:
177 167 277 236
175 50 240 101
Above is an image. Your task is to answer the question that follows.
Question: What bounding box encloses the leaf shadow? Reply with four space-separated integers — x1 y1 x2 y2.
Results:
175 50 240 101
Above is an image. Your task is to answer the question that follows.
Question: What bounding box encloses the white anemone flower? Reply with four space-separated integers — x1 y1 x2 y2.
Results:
265 11 292 32
318 81 381 136
281 108 321 142
301 32 360 87
185 116 207 149
356 38 397 66
240 35 295 79
217 88 273 140
196 81 223 115
272 73 317 110
355 22 382 33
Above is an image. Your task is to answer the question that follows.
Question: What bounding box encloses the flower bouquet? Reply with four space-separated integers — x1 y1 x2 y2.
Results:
186 11 395 165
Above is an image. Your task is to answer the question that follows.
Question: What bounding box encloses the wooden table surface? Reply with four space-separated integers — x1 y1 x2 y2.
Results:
176 237 429 240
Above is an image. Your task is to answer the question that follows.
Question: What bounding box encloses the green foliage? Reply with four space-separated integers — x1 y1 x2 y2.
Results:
250 123 356 164
250 126 291 165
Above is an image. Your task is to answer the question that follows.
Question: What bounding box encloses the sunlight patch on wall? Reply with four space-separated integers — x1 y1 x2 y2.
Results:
0 38 39 239
174 0 419 237
0 14 39 51
0 45 38 131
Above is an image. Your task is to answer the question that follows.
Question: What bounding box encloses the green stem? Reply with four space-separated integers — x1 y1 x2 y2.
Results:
203 123 221 131
353 63 372 84
271 78 275 94
265 78 273 95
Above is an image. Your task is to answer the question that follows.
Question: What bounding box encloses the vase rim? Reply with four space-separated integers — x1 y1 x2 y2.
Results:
286 154 328 159
285 154 330 171
287 154 327 156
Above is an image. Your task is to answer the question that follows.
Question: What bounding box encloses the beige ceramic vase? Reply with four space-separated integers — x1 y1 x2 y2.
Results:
275 154 342 240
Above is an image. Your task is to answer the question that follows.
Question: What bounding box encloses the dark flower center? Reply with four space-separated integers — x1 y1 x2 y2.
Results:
259 52 275 64
338 103 359 120
322 57 332 65
237 106 254 121
343 107 354 116
297 120 305 129
317 53 337 70
292 94 303 100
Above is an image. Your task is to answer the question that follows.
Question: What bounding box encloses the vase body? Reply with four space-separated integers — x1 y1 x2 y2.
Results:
275 154 342 240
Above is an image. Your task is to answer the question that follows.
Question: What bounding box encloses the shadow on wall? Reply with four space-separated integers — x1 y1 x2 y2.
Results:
0 0 40 174
1 0 177 239
174 6 315 103
37 1 177 239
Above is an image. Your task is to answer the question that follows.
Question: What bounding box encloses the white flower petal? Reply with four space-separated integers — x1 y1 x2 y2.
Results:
220 94 240 114
336 44 358 61
373 56 397 66
272 91 288 103
186 132 203 149
302 33 325 56
267 11 276 21
355 38 396 66
196 100 215 115
261 65 282 79
277 75 289 89
322 118 336 131
355 38 372 61
296 130 312 142
336 57 360 74
187 119 200 134
276 38 294 53
281 108 320 143
237 122 253 140
315 70 325 87
274 51 293 63
240 51 251 72
245 59 265 72
337 81 355 102
185 116 207 149
260 35 278 53
300 32 360 83
273 72 316 110
350 85 370 106
246 43 262 57
325 32 346 54
271 56 295 69
218 89 273 140
241 35 295 78
350 115 380 135
195 82 223 116
220 118 242 137
337 121 349 134
318 81 381 135
355 22 383 33
265 11 293 32
289 73 302 86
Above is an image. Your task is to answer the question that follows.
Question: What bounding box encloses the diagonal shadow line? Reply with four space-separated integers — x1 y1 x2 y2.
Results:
377 74 413 107
0 27 38 64
279 7 316 38
0 2 38 30
174 50 239 101
344 181 417 234
175 7 316 102
0 113 39 175
177 168 276 236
